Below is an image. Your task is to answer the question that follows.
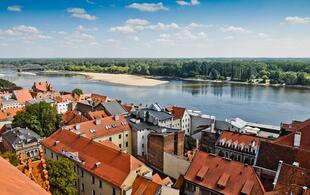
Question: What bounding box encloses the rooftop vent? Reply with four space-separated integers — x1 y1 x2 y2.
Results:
294 131 301 148
217 173 230 189
75 124 80 131
112 124 117 128
114 114 119 121
95 119 101 126
90 129 96 133
292 162 300 167
95 161 101 167
55 140 60 145
196 166 209 181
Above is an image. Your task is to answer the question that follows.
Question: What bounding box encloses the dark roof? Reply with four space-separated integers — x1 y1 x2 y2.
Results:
2 127 40 149
255 141 310 171
97 101 128 116
127 117 179 134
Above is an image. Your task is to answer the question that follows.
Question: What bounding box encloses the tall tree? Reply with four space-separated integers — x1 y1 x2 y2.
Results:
47 158 78 195
71 88 83 96
12 102 60 137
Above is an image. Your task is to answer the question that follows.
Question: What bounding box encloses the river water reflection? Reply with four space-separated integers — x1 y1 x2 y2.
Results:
1 69 309 125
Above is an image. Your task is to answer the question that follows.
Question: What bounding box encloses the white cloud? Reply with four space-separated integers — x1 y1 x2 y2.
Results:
176 0 200 6
285 16 310 24
147 22 179 31
86 0 96 5
57 31 68 35
7 5 22 12
126 19 150 26
257 33 269 38
109 26 136 33
67 8 97 20
132 36 140 41
220 26 251 33
0 25 52 41
127 2 169 12
76 25 98 32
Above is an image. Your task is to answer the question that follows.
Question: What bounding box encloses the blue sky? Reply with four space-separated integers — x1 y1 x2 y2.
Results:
0 0 310 58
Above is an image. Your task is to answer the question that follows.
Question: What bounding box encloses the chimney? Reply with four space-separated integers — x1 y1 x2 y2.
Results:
95 161 101 167
54 140 60 145
294 131 301 148
95 119 101 125
75 124 80 131
292 162 300 167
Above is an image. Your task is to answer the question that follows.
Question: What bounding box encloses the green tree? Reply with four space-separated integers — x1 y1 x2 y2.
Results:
12 102 60 137
71 88 83 96
47 158 78 195
0 151 19 166
0 78 17 89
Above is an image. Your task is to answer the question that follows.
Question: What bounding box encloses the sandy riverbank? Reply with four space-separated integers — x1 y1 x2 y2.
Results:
78 72 169 86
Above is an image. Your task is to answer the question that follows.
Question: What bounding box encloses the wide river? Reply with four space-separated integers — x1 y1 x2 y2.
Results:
1 69 310 125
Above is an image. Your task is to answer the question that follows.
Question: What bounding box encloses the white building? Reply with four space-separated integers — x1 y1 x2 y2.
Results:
188 110 216 135
166 106 191 135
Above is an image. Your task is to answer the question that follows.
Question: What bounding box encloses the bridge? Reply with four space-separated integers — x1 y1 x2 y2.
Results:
17 64 45 72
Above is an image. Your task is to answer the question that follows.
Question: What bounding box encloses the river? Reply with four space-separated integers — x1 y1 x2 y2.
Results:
1 69 310 125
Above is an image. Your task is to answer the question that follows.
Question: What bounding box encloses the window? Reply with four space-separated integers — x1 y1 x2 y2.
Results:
51 152 54 159
126 134 128 137
74 166 76 172
99 180 102 188
112 187 116 195
92 176 95 184
142 144 144 148
126 142 128 147
119 134 122 139
119 144 122 148
56 155 59 160
92 190 96 195
142 152 145 156
44 148 46 154
81 170 84 177
142 135 144 139
109 137 112 141
81 184 84 192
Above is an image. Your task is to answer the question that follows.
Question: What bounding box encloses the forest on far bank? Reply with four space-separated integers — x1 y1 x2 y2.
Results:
1 58 310 86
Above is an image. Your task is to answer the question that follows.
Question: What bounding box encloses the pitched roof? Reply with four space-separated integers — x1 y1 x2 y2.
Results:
91 93 108 104
131 175 161 195
64 115 130 139
32 81 53 92
151 174 173 186
275 119 310 150
274 162 310 194
184 150 265 195
0 156 50 195
217 131 261 148
85 110 109 120
97 101 128 116
281 118 310 133
166 106 186 119
2 127 40 149
0 107 22 121
255 141 310 171
13 89 33 104
55 94 75 103
61 111 89 125
41 129 145 188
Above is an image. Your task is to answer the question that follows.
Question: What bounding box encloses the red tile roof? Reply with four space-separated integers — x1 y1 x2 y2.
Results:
281 119 310 133
13 89 33 104
91 94 108 104
274 162 310 195
131 175 161 195
61 111 89 125
255 141 310 171
85 110 109 120
275 119 310 151
184 150 265 195
41 129 145 188
218 131 261 148
0 156 50 195
32 81 53 92
151 174 173 186
0 107 22 121
166 106 186 119
55 94 75 103
65 115 130 139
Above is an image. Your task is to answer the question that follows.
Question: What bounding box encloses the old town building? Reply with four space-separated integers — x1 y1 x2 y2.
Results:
41 129 152 195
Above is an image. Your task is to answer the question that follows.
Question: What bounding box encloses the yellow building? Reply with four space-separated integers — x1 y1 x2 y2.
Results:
63 114 132 154
41 129 152 195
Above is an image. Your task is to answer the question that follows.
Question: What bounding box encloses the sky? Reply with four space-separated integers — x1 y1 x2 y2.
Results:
0 0 310 58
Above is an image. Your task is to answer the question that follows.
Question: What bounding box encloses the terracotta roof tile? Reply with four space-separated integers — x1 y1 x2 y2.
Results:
55 94 75 103
41 129 145 188
131 175 161 195
275 119 310 150
32 81 53 92
184 150 265 195
85 110 109 120
166 106 186 119
65 115 130 139
91 94 108 104
13 89 33 104
218 131 261 148
151 174 172 186
0 107 22 121
61 111 89 125
274 162 310 194
255 141 310 171
0 156 50 195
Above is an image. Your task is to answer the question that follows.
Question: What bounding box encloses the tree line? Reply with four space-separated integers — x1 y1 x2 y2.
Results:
1 58 310 86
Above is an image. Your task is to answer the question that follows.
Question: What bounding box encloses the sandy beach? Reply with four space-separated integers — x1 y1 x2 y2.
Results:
78 72 169 87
